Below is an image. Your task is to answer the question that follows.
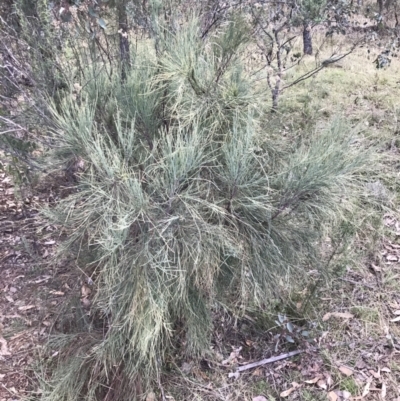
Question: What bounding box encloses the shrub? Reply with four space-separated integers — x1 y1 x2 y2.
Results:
8 13 376 401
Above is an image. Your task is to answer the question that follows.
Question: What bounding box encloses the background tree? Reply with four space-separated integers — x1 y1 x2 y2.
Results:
248 0 362 110
297 0 328 54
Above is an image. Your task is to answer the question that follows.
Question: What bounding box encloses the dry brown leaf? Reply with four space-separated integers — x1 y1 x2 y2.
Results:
0 336 11 356
371 264 381 272
18 305 35 311
49 290 64 296
339 366 353 376
252 368 263 376
280 387 295 398
304 376 321 384
331 312 354 319
317 379 327 390
81 297 91 308
322 313 332 321
390 316 400 322
222 346 242 365
195 368 209 381
369 369 380 379
393 310 400 315
323 312 354 321
327 391 338 401
81 285 92 298
33 276 51 284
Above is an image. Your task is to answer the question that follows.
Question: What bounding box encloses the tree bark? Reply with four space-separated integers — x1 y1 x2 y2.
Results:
377 0 384 14
303 23 313 55
118 0 130 81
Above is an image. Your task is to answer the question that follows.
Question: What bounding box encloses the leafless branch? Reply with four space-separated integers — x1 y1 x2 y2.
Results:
237 349 305 372
0 128 25 136
281 41 360 91
281 64 325 90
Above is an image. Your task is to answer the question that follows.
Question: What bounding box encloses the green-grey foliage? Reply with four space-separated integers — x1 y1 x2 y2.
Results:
33 14 379 400
0 1 381 397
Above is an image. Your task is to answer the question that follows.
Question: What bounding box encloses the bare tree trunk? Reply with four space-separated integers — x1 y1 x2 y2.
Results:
303 23 313 55
271 83 280 112
118 0 130 81
270 28 284 112
377 0 384 14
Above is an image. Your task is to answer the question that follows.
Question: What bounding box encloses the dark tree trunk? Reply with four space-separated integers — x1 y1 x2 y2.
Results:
377 0 384 13
118 1 130 81
271 88 279 112
303 23 313 55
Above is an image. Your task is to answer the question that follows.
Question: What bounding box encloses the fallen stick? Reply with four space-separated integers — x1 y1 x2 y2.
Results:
237 349 304 372
338 277 374 289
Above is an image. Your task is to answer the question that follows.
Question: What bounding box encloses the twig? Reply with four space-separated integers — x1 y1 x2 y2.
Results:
1 383 17 397
0 116 29 132
0 128 25 135
281 41 361 91
157 357 167 401
338 277 375 289
280 65 324 90
237 349 304 372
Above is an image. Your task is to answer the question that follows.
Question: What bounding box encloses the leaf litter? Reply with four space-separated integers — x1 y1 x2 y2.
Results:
0 170 84 399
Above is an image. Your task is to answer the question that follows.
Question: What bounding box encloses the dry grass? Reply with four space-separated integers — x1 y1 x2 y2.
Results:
280 30 400 130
